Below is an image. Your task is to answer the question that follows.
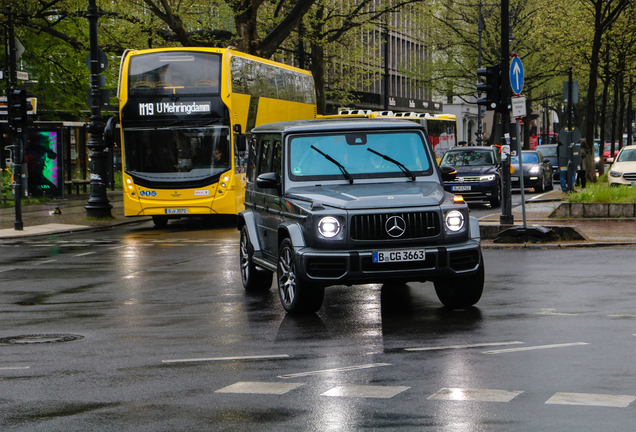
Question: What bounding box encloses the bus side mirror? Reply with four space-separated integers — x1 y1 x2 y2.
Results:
104 116 118 148
236 134 247 152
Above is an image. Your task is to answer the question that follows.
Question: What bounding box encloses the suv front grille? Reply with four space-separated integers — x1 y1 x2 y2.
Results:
350 212 441 240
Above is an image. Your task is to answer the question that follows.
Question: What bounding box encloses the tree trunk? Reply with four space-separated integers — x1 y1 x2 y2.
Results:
610 76 619 158
234 6 259 54
597 46 611 176
583 0 604 173
310 42 326 115
618 71 625 152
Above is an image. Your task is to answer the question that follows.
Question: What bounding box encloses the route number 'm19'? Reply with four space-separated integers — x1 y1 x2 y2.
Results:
139 103 154 116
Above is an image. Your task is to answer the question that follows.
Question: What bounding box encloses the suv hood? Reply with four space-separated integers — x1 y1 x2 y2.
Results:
286 182 446 209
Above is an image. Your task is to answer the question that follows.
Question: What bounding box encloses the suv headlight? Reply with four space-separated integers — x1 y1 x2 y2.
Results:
318 216 341 238
479 174 496 181
445 210 465 232
609 170 622 178
529 166 541 174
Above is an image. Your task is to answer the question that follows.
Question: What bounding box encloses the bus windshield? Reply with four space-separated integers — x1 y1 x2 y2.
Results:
128 51 221 96
123 126 230 183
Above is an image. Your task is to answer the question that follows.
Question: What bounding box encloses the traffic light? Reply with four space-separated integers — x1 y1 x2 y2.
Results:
476 65 501 111
7 89 32 130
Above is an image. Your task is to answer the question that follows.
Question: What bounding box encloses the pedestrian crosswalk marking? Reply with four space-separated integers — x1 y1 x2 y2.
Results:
215 381 303 395
545 392 636 408
321 385 410 399
428 388 523 403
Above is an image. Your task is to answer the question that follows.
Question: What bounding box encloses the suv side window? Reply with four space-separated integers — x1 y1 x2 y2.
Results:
273 140 282 178
258 139 272 176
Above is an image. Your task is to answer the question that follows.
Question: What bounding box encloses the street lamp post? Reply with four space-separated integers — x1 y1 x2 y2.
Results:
85 0 112 218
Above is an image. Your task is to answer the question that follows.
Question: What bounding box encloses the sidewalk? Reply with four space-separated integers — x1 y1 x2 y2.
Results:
479 188 636 248
0 189 635 247
0 190 148 238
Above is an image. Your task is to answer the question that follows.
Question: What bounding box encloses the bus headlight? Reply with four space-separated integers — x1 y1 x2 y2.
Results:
318 217 341 238
445 210 465 232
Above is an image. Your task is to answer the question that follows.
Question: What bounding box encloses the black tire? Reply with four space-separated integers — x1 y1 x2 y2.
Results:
536 177 544 193
434 253 484 308
239 226 273 291
277 238 324 313
152 215 168 227
546 174 554 190
490 181 501 208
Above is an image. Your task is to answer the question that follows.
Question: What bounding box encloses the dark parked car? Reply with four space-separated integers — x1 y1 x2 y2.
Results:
439 146 501 207
510 150 553 192
536 144 559 180
238 118 484 313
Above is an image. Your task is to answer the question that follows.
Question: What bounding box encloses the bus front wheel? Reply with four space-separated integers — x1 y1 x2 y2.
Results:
152 215 169 227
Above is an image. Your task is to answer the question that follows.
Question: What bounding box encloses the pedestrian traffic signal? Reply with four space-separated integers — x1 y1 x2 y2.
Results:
7 89 32 130
476 65 501 110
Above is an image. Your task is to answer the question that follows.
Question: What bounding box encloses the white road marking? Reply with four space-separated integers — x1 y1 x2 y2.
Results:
609 314 636 318
428 388 523 403
546 392 636 408
108 245 128 250
405 341 523 352
214 381 303 395
33 259 56 265
535 309 578 316
162 354 290 363
321 385 410 399
484 342 589 354
74 252 96 257
0 366 30 370
278 363 391 379
0 268 15 273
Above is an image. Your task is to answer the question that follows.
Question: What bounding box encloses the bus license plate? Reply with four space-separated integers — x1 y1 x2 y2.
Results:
373 250 425 263
511 177 519 182
452 185 471 191
165 208 188 214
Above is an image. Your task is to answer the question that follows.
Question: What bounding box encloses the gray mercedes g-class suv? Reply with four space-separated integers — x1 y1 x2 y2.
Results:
238 118 483 313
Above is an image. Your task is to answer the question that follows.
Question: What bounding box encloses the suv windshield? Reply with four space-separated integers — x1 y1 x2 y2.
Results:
440 150 495 167
288 131 431 180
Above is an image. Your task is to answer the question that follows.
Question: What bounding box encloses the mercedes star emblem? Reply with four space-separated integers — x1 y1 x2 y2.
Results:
385 216 406 238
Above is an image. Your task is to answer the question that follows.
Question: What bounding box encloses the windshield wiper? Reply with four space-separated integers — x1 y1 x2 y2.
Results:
311 145 354 184
367 148 416 181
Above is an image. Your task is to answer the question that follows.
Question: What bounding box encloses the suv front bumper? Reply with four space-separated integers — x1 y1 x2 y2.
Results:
294 239 481 287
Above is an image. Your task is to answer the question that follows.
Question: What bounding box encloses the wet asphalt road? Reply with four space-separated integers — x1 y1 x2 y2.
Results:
1 218 636 431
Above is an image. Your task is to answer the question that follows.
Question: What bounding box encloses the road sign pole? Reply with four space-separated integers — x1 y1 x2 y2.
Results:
500 0 513 226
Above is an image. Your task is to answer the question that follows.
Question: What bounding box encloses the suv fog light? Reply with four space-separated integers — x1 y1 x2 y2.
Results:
445 210 464 232
318 217 341 238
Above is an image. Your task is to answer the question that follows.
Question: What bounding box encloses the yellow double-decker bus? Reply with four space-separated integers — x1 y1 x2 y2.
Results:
115 47 316 226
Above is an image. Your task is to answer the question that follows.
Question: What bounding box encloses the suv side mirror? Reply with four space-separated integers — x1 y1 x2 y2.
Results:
440 165 457 182
256 172 279 189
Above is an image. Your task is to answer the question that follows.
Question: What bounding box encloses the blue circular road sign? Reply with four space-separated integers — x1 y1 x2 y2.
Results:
510 57 524 95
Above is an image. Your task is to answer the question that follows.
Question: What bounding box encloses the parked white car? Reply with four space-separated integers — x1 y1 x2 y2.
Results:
608 145 636 186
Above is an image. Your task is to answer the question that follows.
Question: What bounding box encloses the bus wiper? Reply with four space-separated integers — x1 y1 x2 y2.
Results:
311 145 354 184
367 148 416 181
